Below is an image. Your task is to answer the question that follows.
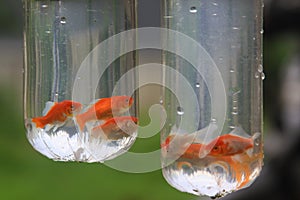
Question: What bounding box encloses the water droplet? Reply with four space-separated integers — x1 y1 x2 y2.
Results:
232 27 240 30
212 2 218 6
189 6 197 13
159 99 163 104
164 15 173 19
45 30 51 34
255 72 260 79
212 13 217 16
230 69 235 73
232 106 238 110
229 126 235 129
255 140 260 146
231 111 238 115
55 93 59 97
177 107 184 115
258 64 263 73
261 72 265 80
41 4 48 8
253 37 256 40
195 83 200 88
260 29 264 34
60 17 67 24
211 118 217 123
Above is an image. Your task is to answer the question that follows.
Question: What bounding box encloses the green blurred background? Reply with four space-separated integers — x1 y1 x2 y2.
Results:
1 0 300 200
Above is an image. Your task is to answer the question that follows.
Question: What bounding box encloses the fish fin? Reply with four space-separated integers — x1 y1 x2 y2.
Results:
230 126 251 138
42 101 56 116
75 114 86 131
32 117 45 129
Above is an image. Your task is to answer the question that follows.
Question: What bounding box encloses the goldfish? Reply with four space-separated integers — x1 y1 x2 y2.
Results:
205 133 258 157
91 116 138 140
162 133 259 159
76 96 133 131
32 100 82 129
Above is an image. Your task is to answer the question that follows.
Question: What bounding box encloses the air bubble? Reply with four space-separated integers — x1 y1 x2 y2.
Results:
255 72 260 79
231 111 238 115
258 64 263 73
177 107 184 115
159 99 163 104
41 4 48 8
195 83 200 88
229 69 235 73
211 118 217 123
232 27 240 30
261 72 265 80
45 30 51 34
189 6 197 13
60 17 67 24
260 29 264 34
212 13 217 16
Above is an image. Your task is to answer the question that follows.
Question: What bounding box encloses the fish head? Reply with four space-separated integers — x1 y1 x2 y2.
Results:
111 96 134 113
63 100 82 116
209 134 254 156
208 137 227 156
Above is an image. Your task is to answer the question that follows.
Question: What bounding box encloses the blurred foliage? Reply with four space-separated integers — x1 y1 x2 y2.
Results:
263 33 300 127
0 0 22 36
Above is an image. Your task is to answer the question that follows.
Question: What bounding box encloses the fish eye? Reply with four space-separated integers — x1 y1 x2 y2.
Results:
213 146 219 151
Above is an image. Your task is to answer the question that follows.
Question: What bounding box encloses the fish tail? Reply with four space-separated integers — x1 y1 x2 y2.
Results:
75 114 86 131
32 117 46 129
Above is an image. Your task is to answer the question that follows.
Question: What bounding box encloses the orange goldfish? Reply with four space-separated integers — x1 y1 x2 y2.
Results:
76 96 133 131
207 134 255 157
91 116 138 140
32 100 82 129
162 133 257 159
